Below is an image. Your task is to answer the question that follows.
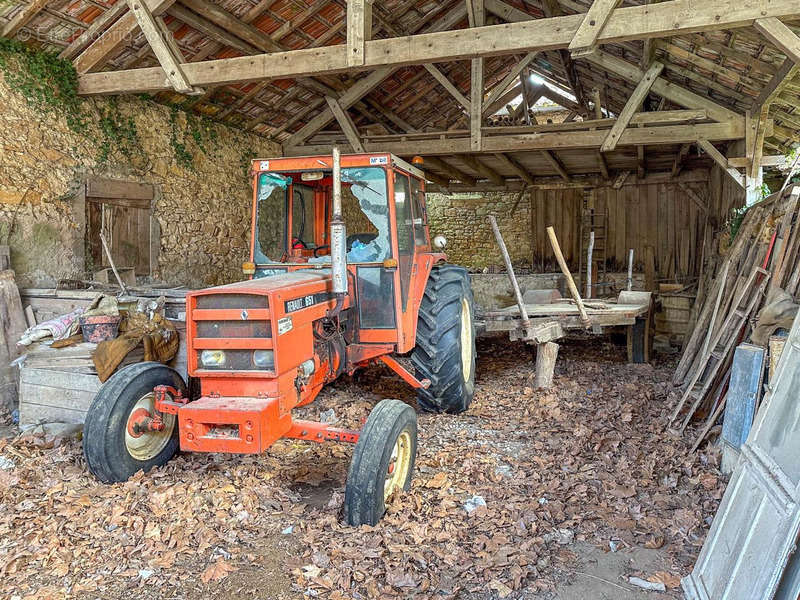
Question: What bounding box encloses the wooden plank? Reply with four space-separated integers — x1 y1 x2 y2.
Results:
754 17 800 65
2 0 50 37
347 0 373 67
601 61 664 152
74 0 174 74
751 58 800 115
423 156 477 185
459 155 504 185
126 0 195 94
86 178 154 201
78 0 800 94
699 140 746 188
325 97 365 153
59 3 130 60
424 64 471 110
568 0 621 58
86 196 150 210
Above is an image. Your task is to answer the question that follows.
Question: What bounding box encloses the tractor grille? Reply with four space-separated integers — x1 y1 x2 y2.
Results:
195 294 268 310
190 292 274 374
196 321 271 338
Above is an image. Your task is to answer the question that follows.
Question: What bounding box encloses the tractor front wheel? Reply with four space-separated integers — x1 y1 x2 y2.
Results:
412 264 476 413
83 362 186 483
344 399 417 526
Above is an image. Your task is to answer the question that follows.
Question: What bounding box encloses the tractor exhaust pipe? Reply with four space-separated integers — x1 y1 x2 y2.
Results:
329 146 347 316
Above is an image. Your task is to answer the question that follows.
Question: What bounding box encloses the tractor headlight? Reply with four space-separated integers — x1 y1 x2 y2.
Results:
252 350 274 369
200 350 226 367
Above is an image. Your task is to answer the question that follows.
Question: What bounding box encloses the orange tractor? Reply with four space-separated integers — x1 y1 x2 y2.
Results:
83 150 476 525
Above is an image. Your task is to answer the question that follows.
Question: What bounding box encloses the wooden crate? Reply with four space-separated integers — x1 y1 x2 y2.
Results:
19 367 102 425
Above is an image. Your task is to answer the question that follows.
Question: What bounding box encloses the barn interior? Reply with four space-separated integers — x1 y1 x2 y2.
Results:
1 1 800 598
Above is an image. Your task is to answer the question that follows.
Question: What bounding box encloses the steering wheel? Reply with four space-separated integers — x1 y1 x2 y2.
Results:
313 244 330 258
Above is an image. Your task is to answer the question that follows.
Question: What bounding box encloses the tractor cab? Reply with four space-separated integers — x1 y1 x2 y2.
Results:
244 153 438 354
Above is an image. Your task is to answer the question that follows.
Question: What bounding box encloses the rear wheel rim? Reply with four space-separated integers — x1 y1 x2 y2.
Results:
384 430 412 501
460 298 473 382
124 393 175 461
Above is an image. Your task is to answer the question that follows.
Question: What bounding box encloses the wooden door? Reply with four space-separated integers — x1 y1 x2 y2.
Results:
85 178 154 275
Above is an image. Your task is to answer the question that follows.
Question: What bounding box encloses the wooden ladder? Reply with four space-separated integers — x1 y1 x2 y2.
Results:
667 266 770 432
578 203 609 298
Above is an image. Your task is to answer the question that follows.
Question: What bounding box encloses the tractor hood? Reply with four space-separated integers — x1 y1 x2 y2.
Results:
190 269 334 298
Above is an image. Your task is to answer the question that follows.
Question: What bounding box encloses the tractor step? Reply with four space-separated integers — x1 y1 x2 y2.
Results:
178 396 290 454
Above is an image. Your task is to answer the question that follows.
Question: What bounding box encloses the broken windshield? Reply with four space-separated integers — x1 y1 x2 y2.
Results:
254 172 289 263
254 167 390 265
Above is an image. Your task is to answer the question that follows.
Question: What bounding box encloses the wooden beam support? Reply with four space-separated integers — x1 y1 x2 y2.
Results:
78 0 800 95
483 52 538 114
288 120 746 156
699 139 745 188
568 0 621 58
587 51 742 127
752 58 800 115
325 97 365 153
601 61 664 152
728 155 789 168
541 150 570 182
285 68 394 147
2 0 49 38
74 0 174 74
637 144 646 179
494 153 536 185
459 154 504 185
679 182 709 214
125 0 196 94
347 0 373 67
672 143 692 177
596 151 610 180
423 64 471 110
471 58 484 151
754 17 800 65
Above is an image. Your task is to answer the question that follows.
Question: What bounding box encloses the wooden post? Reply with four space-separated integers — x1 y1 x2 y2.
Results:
627 248 634 291
488 216 531 329
586 230 594 298
546 226 591 327
534 342 559 389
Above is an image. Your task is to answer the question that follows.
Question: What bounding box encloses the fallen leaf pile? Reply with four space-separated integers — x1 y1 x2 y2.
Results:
0 335 726 599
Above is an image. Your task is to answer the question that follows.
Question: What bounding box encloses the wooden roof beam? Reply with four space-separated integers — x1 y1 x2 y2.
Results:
568 0 621 58
459 154 504 185
326 97 365 153
126 0 197 94
59 2 130 60
698 140 745 188
285 68 394 147
424 156 478 186
79 0 800 95
483 52 538 115
423 64 471 110
288 120 744 156
74 0 175 74
494 153 535 185
541 149 570 182
754 18 800 65
601 61 664 152
672 142 692 177
596 151 610 180
3 0 49 38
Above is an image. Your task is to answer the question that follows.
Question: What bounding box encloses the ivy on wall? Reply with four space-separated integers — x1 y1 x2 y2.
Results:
0 40 224 170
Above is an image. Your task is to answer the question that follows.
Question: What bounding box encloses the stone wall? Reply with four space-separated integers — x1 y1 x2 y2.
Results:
0 68 279 289
427 191 533 270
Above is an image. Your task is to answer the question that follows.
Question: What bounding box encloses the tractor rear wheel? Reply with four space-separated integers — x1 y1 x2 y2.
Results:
411 264 476 413
83 362 186 483
344 399 417 526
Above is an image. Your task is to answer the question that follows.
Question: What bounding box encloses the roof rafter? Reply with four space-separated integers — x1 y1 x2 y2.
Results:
77 0 800 95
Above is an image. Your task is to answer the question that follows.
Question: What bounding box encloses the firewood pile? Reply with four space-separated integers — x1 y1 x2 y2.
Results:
668 185 800 450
